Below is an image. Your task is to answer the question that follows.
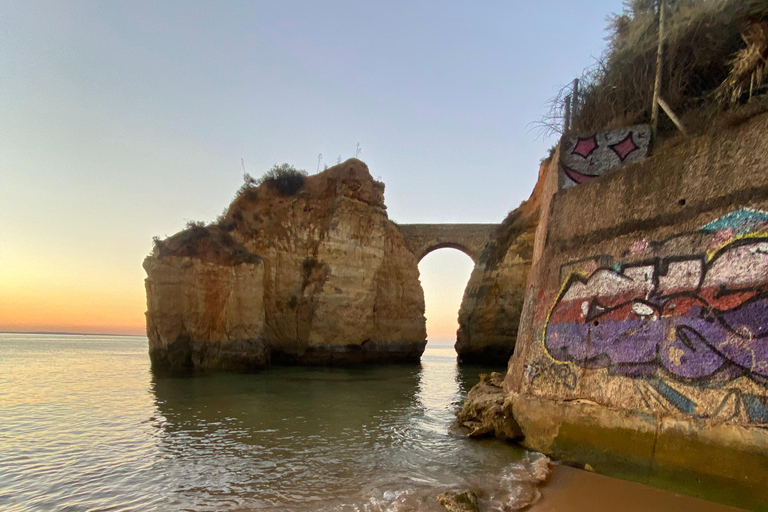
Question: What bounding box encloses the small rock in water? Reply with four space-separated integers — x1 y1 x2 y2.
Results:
527 454 550 483
487 486 541 512
484 454 551 511
437 489 479 512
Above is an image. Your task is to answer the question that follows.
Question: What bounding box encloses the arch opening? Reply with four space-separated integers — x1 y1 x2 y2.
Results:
417 248 475 353
417 242 476 264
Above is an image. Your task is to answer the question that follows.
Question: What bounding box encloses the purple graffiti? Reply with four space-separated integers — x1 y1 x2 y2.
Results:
545 238 768 383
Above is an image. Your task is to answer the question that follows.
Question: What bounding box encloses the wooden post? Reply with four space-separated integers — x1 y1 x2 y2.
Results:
658 97 688 136
564 95 571 134
651 0 666 146
572 78 580 123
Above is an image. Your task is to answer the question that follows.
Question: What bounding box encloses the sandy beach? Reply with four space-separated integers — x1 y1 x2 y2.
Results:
531 465 749 512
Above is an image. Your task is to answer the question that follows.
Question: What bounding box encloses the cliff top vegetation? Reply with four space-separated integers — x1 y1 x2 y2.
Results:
241 163 308 197
151 223 261 266
539 0 768 139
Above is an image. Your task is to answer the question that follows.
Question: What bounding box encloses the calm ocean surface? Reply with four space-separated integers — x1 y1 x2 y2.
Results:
0 333 536 511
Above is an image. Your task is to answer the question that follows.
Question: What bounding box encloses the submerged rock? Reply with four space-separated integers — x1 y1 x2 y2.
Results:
456 372 522 441
437 489 479 512
484 454 550 511
145 159 426 369
435 455 550 512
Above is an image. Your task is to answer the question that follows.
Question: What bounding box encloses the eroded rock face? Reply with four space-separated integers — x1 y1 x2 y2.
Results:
144 226 269 370
145 159 426 369
455 161 549 364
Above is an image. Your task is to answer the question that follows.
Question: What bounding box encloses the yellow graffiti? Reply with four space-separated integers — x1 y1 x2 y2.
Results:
669 346 685 366
718 335 757 373
541 270 589 365
705 230 768 261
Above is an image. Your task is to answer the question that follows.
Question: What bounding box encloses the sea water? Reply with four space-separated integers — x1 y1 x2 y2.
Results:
0 333 538 511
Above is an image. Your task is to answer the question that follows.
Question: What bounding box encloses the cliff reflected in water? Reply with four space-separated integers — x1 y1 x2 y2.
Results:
149 344 518 511
0 334 521 512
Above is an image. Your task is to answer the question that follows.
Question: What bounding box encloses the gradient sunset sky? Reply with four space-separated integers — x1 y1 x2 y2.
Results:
1 0 623 340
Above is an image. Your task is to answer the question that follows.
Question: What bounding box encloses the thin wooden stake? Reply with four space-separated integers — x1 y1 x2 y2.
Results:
572 79 580 122
651 0 666 146
564 95 571 134
658 97 688 136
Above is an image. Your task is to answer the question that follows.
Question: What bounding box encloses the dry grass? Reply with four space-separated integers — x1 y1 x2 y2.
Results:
717 21 768 105
536 0 768 139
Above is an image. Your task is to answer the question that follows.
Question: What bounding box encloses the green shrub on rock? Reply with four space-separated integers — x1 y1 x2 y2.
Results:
257 163 307 196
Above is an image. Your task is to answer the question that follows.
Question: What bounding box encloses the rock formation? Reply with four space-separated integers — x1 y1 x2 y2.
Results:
436 490 479 512
144 159 426 369
456 372 522 440
436 453 550 512
144 225 269 370
455 161 550 364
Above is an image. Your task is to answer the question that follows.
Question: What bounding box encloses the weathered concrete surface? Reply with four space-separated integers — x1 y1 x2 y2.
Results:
396 223 498 263
465 113 768 510
454 162 548 364
145 159 427 369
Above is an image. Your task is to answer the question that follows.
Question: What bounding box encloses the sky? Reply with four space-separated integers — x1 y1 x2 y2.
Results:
0 0 624 339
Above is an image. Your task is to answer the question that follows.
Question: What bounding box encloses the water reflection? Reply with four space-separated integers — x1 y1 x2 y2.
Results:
149 346 514 511
151 365 424 510
0 334 520 512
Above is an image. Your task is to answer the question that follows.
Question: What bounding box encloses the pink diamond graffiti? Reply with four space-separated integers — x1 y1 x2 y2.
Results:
609 133 640 162
571 136 598 159
560 124 650 189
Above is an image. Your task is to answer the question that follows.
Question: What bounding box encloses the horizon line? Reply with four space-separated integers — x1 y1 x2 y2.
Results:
0 330 147 337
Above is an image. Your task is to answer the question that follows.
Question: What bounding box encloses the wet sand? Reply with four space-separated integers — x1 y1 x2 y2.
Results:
530 465 749 512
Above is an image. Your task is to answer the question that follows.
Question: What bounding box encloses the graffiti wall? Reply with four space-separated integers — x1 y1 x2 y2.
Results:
540 208 768 424
504 114 768 503
560 124 650 190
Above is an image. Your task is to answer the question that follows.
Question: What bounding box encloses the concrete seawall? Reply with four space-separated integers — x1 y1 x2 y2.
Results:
505 112 768 510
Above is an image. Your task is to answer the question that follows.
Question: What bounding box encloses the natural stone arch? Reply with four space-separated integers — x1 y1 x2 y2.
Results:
396 224 499 263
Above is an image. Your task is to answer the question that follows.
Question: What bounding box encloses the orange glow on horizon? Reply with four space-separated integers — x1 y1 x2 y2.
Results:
1 280 146 336
0 308 146 335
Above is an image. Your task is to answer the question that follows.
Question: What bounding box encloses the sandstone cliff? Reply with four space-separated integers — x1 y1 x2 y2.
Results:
144 225 268 370
455 161 550 364
145 159 426 369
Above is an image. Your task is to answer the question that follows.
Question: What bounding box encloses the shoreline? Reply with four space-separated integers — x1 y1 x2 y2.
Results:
0 330 145 337
531 465 749 512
